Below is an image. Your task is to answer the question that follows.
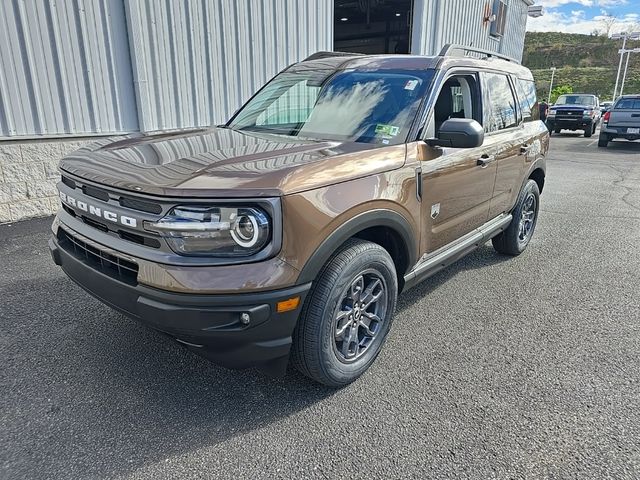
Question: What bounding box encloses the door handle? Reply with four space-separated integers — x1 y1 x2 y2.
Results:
520 144 531 154
477 154 495 167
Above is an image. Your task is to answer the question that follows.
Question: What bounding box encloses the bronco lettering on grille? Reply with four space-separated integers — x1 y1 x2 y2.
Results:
59 191 138 228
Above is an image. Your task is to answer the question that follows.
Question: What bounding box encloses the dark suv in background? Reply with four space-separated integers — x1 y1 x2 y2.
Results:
546 94 601 137
50 46 549 386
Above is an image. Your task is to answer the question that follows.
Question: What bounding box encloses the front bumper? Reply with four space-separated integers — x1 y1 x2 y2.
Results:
546 117 594 130
49 229 311 375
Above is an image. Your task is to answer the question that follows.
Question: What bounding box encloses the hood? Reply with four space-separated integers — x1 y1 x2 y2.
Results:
59 127 405 198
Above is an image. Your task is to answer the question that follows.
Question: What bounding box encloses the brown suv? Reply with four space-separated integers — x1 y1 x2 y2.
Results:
49 46 549 386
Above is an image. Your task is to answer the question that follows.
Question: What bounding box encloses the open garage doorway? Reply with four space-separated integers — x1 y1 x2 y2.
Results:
334 0 414 54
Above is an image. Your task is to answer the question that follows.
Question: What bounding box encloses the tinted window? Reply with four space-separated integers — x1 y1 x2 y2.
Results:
482 73 517 132
615 98 640 110
516 79 538 122
229 68 434 145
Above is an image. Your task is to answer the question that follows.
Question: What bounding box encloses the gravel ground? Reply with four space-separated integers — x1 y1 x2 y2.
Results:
1 134 639 479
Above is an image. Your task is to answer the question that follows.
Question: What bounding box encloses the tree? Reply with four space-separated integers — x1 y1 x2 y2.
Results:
550 85 573 104
599 15 618 37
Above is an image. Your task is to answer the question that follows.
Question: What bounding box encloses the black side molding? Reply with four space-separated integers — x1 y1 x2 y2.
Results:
403 213 512 290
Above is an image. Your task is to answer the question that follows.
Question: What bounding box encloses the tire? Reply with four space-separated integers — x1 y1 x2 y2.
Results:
492 179 540 256
584 123 594 138
598 133 609 148
291 239 398 387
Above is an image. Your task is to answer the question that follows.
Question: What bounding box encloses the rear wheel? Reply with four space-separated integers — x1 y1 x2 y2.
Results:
598 133 609 148
492 180 540 256
291 239 398 387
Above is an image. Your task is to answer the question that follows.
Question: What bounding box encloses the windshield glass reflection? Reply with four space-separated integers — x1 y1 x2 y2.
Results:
228 68 434 145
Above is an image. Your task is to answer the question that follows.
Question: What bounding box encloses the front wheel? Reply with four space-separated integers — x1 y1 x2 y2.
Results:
492 180 540 256
291 239 398 387
584 123 594 138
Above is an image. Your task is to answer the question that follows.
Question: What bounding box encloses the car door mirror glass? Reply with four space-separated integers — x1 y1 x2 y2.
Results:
426 118 484 148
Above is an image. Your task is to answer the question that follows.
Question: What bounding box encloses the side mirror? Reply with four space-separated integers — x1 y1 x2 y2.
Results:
426 118 484 148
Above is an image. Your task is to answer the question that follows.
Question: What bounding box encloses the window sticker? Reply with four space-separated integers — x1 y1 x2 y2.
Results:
375 124 400 136
404 79 419 91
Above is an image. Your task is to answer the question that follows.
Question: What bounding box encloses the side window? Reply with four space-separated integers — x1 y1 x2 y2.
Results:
428 74 481 138
515 78 538 122
481 72 518 132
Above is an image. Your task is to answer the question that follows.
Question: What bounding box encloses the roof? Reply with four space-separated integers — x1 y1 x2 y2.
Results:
296 49 534 80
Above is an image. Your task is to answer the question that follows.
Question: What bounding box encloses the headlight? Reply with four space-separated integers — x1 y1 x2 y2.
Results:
144 205 271 257
547 110 555 117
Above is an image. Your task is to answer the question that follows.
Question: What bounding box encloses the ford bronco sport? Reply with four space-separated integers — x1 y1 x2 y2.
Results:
50 45 548 386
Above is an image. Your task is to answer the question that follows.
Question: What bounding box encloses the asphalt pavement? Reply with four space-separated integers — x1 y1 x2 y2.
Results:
1 133 639 479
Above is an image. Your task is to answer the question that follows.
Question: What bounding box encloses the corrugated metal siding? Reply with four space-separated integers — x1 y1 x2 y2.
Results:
125 0 333 132
502 0 530 61
0 0 138 138
411 0 528 62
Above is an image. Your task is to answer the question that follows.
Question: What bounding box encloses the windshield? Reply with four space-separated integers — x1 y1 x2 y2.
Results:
228 68 434 145
555 95 596 106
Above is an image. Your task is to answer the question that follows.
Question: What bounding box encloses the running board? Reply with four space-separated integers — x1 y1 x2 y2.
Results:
403 214 512 291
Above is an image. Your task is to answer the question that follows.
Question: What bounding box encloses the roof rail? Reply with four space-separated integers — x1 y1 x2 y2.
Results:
303 51 364 62
438 44 519 64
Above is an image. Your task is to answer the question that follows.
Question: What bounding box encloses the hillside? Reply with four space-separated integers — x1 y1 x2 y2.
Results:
522 32 640 102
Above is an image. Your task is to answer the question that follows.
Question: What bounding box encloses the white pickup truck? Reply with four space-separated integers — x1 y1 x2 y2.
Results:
599 95 640 148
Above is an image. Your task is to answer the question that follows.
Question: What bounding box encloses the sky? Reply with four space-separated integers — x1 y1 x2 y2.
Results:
526 0 640 34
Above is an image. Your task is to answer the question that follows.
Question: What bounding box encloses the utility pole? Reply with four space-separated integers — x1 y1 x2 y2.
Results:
620 47 640 97
612 34 627 100
612 32 640 101
548 67 556 104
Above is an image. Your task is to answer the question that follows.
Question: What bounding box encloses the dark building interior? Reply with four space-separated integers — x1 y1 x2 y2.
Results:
334 0 414 54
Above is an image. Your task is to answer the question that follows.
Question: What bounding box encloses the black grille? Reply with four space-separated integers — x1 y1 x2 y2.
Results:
119 196 163 214
57 228 139 285
556 111 582 121
61 176 76 189
83 185 110 202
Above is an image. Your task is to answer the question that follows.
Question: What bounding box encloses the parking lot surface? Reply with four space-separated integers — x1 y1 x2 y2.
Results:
1 134 639 479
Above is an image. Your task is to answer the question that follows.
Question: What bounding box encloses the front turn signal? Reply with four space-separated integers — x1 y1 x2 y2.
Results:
277 297 300 313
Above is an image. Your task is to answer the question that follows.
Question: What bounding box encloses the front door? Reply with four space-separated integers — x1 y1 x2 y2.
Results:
417 73 497 254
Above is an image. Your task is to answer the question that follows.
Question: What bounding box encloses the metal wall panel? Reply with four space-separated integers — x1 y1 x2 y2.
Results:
411 0 529 62
125 0 334 132
0 0 138 138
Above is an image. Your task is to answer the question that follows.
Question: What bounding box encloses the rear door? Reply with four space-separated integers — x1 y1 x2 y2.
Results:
480 72 531 219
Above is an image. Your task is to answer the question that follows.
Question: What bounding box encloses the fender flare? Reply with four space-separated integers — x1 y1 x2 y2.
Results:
523 156 546 193
296 209 417 285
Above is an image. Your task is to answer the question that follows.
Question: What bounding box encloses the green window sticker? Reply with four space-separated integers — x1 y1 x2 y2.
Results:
375 124 400 136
